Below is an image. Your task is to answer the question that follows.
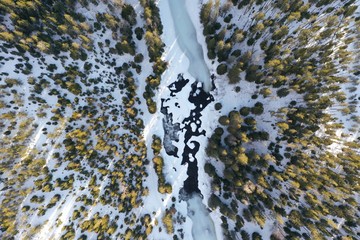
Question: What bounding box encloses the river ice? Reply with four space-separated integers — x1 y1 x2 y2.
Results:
187 194 217 240
168 0 212 92
163 0 218 239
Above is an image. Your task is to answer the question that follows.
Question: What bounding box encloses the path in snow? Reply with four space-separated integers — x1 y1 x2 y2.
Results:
168 0 212 92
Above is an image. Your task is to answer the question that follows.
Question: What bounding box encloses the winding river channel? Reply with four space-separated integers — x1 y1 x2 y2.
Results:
163 0 217 239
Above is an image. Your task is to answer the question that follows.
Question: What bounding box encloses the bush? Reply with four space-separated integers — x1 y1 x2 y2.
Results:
121 4 136 25
244 117 256 126
241 230 250 240
162 208 174 234
219 116 230 125
161 184 172 194
152 59 167 75
277 88 290 98
224 14 233 23
135 27 144 40
235 215 244 229
151 135 162 155
216 64 228 75
30 195 45 203
84 62 92 71
134 53 144 63
21 206 30 212
204 163 217 177
208 50 216 59
228 62 243 83
215 102 222 110
247 37 255 46
208 194 222 210
260 87 272 97
240 107 250 116
251 102 264 115
231 49 242 57
147 100 157 114
245 65 261 82
252 232 262 240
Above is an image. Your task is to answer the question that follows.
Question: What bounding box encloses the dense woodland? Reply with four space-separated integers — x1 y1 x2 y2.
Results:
203 0 359 239
0 0 168 239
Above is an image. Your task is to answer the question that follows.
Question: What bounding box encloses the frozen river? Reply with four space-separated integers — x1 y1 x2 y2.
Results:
168 0 212 92
166 0 217 240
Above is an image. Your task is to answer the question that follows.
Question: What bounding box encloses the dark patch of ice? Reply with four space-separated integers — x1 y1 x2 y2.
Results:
162 74 214 195
161 99 180 157
168 74 189 96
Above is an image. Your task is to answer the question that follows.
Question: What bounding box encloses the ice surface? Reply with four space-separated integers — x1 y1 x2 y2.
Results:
168 0 212 92
186 194 217 240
